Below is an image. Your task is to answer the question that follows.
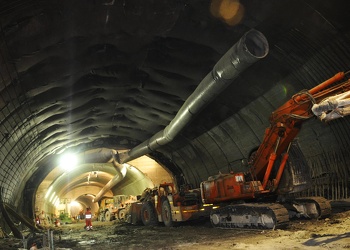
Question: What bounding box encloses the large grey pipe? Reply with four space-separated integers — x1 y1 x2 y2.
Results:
93 150 127 203
117 29 269 164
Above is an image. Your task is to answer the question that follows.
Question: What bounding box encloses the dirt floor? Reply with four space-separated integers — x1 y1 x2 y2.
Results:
2 200 350 250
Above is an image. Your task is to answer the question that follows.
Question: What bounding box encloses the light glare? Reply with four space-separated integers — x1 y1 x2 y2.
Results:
59 153 78 171
49 191 56 202
70 200 79 206
45 186 53 199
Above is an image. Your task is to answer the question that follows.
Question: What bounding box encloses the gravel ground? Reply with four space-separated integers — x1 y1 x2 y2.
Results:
2 200 350 250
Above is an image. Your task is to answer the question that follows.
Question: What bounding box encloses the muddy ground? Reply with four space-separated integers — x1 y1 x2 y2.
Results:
2 200 350 250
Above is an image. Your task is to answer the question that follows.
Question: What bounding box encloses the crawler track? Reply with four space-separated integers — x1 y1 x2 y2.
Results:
286 196 332 219
210 203 289 229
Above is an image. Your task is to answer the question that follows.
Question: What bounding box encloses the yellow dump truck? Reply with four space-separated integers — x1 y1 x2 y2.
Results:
98 195 137 222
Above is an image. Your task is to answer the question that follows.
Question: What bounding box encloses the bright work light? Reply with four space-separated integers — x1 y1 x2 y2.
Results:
59 153 78 171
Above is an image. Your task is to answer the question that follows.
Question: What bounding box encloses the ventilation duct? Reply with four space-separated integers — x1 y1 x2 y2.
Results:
117 29 269 163
92 150 127 203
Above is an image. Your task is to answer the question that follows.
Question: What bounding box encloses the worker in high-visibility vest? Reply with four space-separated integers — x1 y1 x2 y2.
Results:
85 207 93 230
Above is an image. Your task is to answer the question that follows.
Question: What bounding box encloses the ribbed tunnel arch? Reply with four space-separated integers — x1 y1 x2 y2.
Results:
23 148 171 224
0 0 350 238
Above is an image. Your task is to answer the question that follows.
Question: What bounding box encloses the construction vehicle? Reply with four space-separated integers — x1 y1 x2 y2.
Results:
202 70 350 229
98 195 137 222
125 182 215 226
126 71 350 229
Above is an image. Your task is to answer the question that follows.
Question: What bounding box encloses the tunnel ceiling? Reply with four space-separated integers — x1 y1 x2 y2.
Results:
0 0 350 208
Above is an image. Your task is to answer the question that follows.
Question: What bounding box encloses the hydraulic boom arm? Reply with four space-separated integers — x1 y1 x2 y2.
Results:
251 71 350 190
202 72 349 230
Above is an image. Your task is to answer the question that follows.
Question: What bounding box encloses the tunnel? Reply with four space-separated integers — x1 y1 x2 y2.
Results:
0 0 350 248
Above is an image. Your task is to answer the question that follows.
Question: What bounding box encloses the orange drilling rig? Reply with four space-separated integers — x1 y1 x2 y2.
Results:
202 70 350 228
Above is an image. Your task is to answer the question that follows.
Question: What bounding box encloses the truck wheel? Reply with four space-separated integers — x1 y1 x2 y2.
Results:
118 208 126 222
141 201 158 226
161 199 174 227
98 213 105 222
105 210 112 221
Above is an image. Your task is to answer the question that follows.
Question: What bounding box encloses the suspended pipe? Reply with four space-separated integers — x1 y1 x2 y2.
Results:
116 29 269 164
92 150 127 203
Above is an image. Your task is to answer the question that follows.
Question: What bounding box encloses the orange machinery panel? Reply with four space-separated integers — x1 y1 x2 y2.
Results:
200 173 257 204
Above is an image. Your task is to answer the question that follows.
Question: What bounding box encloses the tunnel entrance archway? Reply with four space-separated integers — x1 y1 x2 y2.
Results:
33 151 173 225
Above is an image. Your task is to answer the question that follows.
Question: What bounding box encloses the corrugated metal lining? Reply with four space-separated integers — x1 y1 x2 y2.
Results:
300 149 350 200
0 47 42 205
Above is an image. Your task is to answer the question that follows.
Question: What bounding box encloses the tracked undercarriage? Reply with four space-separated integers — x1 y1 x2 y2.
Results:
284 196 332 219
210 203 289 229
210 196 331 229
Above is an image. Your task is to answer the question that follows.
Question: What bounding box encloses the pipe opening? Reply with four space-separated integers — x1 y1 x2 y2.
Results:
244 30 269 58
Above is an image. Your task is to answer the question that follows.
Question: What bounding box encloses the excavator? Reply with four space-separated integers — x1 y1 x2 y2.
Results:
202 70 350 229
